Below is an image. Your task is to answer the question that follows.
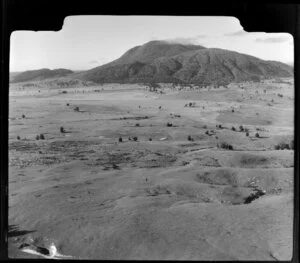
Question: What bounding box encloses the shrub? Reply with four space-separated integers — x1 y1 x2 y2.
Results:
17 135 20 140
39 134 45 140
133 136 138 141
35 135 40 140
218 142 233 150
274 142 292 150
205 130 209 135
231 126 236 131
159 106 162 110
135 123 140 127
119 137 122 142
203 125 207 129
255 132 259 138
232 109 234 113
22 114 25 118
239 125 244 132
62 90 67 94
166 122 173 127
188 135 194 141
246 132 249 137
274 144 280 150
66 103 70 106
149 138 152 141
60 126 65 133
74 106 79 112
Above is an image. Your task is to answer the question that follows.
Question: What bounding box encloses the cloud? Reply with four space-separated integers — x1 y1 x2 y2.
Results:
224 30 248 37
163 35 209 45
195 35 208 38
255 36 290 43
89 60 98 64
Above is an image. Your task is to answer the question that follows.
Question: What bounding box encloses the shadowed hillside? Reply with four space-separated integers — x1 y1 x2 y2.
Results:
11 68 74 83
77 41 293 84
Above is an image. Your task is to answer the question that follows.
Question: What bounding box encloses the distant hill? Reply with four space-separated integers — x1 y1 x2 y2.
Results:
77 40 293 85
10 68 74 83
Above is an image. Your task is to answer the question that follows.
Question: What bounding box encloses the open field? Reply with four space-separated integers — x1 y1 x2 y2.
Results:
8 78 294 260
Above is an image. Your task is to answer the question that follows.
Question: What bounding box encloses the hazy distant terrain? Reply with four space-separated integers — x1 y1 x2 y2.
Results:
8 40 294 260
10 68 74 83
11 41 293 85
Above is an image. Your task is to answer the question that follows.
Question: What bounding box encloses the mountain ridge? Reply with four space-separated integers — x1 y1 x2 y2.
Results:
10 68 74 83
77 41 292 84
11 41 293 84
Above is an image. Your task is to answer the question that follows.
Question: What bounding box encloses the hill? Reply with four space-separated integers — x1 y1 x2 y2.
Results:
11 68 74 83
78 41 293 84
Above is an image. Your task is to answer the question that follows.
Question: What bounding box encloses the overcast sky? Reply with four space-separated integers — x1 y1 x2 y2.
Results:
10 16 294 72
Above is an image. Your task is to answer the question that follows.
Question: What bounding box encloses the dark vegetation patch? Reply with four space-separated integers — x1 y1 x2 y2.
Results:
243 189 266 204
217 142 233 150
113 116 151 121
193 156 222 167
274 140 294 150
196 169 238 186
238 154 270 168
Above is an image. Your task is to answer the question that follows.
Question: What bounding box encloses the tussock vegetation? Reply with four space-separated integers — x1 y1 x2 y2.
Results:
187 135 194 141
217 142 233 150
274 140 294 150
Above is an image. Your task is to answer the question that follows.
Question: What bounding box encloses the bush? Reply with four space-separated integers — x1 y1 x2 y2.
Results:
17 135 20 140
60 126 65 133
274 142 292 150
149 138 152 141
188 135 194 141
231 126 236 131
135 123 140 127
74 106 79 112
255 132 259 138
218 142 233 150
39 134 45 140
205 130 209 135
203 125 207 129
66 103 70 106
22 114 25 118
246 132 249 137
133 136 138 141
35 135 40 140
232 108 234 113
119 137 122 142
166 122 173 127
239 125 244 132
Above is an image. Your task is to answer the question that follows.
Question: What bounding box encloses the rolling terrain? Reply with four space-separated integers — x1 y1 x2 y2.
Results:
8 76 294 260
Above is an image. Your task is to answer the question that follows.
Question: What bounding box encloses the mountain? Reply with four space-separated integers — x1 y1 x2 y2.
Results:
11 68 74 83
78 40 293 84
